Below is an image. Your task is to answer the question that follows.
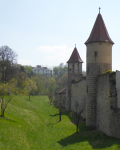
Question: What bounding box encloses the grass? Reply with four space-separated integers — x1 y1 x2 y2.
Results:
0 95 120 150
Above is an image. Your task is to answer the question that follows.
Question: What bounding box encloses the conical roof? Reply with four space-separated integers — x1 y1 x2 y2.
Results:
85 13 114 44
67 47 83 63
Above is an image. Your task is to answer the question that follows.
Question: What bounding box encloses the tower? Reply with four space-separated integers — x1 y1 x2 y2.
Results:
66 45 83 110
85 10 114 126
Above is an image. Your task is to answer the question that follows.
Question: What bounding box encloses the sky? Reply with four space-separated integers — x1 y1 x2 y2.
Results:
0 0 120 71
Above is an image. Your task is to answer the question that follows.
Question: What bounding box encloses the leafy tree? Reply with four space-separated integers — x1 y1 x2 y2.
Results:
31 75 45 95
58 73 68 88
47 77 57 105
0 45 18 83
53 63 68 77
20 65 25 72
24 65 34 77
0 79 17 117
53 63 68 89
26 78 37 100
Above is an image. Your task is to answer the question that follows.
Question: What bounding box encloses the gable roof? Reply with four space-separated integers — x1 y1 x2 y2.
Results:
67 47 83 63
85 13 114 44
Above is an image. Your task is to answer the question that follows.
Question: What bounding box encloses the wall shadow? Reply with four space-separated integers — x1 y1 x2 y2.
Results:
51 110 120 149
57 123 120 149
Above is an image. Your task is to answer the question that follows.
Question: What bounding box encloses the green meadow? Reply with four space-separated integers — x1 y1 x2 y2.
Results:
0 95 120 150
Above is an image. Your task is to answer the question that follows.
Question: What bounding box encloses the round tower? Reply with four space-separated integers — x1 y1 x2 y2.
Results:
85 10 114 127
66 45 83 110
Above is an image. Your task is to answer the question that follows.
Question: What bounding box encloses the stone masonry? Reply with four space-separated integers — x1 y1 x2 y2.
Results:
55 11 120 139
71 77 86 118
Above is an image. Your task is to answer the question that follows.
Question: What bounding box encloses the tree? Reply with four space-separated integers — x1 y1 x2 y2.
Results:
47 77 57 105
75 101 83 134
31 75 46 95
58 73 68 88
0 79 17 117
24 65 34 77
0 46 18 83
54 94 63 121
26 78 37 100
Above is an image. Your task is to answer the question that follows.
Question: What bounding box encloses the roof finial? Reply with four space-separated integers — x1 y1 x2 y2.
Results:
99 7 101 14
75 44 76 47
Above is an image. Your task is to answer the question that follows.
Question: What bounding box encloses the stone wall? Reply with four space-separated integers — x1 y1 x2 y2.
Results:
96 74 111 135
97 72 120 138
71 77 86 118
86 63 111 127
65 84 71 111
109 73 120 138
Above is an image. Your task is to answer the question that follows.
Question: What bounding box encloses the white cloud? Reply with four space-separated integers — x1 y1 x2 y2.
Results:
18 59 31 65
36 45 86 68
37 45 72 53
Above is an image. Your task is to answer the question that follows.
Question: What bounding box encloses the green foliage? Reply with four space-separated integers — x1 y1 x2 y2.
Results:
57 73 68 88
24 65 34 77
102 70 114 75
75 79 79 82
53 63 68 87
0 79 18 117
47 77 57 105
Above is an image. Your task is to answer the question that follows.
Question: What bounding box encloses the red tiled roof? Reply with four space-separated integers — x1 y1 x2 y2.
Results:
67 47 83 63
85 13 114 44
56 85 67 94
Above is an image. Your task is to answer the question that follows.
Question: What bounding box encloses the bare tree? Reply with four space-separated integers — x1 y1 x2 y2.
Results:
0 46 18 83
75 101 83 134
54 94 62 121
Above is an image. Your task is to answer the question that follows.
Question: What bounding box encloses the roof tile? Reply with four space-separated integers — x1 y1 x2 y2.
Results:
85 13 114 44
67 47 83 63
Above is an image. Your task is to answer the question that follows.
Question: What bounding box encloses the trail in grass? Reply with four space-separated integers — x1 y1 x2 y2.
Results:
0 95 120 150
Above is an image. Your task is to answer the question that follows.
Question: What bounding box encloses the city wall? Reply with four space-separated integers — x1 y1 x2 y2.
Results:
97 72 120 138
71 77 86 118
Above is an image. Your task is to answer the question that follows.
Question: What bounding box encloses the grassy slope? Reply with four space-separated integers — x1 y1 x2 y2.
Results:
0 95 120 150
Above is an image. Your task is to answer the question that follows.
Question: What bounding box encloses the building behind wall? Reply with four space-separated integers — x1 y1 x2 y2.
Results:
32 65 52 75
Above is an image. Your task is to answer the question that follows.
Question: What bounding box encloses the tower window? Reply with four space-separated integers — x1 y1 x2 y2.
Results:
94 51 98 57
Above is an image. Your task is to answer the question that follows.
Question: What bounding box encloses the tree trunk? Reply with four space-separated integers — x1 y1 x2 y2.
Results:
59 109 61 121
1 98 4 117
76 120 79 133
1 109 5 117
49 98 51 105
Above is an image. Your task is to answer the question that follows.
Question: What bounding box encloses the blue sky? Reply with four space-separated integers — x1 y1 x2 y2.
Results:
0 0 120 71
